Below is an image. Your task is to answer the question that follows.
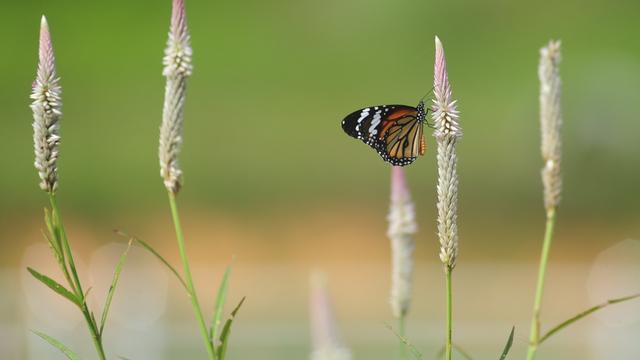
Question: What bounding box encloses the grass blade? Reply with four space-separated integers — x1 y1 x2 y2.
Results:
44 207 63 255
41 229 62 264
43 203 79 296
436 344 473 360
539 293 640 344
115 230 188 291
43 208 62 260
27 267 81 308
498 327 515 360
32 330 80 360
216 297 246 360
210 264 232 342
99 238 134 335
386 324 423 360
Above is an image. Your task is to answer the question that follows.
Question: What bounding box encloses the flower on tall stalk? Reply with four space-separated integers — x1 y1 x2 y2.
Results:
388 166 417 319
159 0 193 194
525 39 564 360
27 17 134 360
538 40 562 213
31 16 62 193
432 36 462 271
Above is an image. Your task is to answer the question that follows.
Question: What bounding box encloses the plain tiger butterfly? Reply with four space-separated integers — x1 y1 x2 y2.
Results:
341 100 429 166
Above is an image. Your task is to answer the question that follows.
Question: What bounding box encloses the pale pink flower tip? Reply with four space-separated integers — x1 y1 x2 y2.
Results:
434 36 448 100
38 15 56 82
163 0 192 77
171 0 188 39
432 35 461 139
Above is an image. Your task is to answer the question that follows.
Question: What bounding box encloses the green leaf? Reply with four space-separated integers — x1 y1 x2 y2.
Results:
44 207 57 241
498 327 515 360
210 264 232 342
539 293 640 344
27 267 81 308
99 238 133 335
32 330 81 360
216 297 246 360
43 208 63 261
90 311 98 329
386 324 423 360
115 230 188 291
42 229 62 264
84 287 93 301
435 344 472 360
47 204 63 248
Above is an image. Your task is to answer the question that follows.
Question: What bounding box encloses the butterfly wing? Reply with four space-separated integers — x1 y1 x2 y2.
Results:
383 112 425 165
341 105 425 166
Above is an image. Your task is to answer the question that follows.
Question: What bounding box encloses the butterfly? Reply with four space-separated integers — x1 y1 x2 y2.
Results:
341 100 429 166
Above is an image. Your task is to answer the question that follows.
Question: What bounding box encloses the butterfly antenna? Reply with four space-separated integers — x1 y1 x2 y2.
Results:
420 86 435 101
420 87 436 129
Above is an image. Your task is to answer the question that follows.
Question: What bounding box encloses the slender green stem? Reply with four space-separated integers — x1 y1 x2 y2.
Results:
398 314 406 359
526 208 557 360
49 194 106 360
445 268 452 360
49 195 79 294
80 302 106 360
168 191 216 360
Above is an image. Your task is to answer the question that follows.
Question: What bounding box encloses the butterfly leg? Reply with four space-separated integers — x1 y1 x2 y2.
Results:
424 107 437 129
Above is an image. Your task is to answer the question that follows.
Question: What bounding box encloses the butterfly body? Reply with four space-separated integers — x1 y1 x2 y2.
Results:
341 101 427 166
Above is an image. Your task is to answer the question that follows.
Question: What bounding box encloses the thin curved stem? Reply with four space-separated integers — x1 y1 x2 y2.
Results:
49 194 106 360
168 191 216 360
398 314 406 359
526 208 557 360
445 268 453 360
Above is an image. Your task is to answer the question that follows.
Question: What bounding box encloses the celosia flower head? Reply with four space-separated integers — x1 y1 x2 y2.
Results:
432 36 461 270
31 16 62 193
388 166 417 317
309 273 351 360
159 0 193 194
538 40 562 212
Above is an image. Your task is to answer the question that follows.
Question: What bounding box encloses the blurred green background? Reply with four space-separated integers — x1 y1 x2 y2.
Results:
1 0 639 359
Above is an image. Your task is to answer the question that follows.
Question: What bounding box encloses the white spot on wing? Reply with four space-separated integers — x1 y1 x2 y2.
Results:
357 108 370 123
368 110 382 135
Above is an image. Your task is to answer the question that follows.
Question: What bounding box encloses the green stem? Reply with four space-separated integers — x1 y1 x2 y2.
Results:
445 268 453 360
49 194 106 360
526 208 557 360
398 314 406 359
168 191 216 360
80 303 106 360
